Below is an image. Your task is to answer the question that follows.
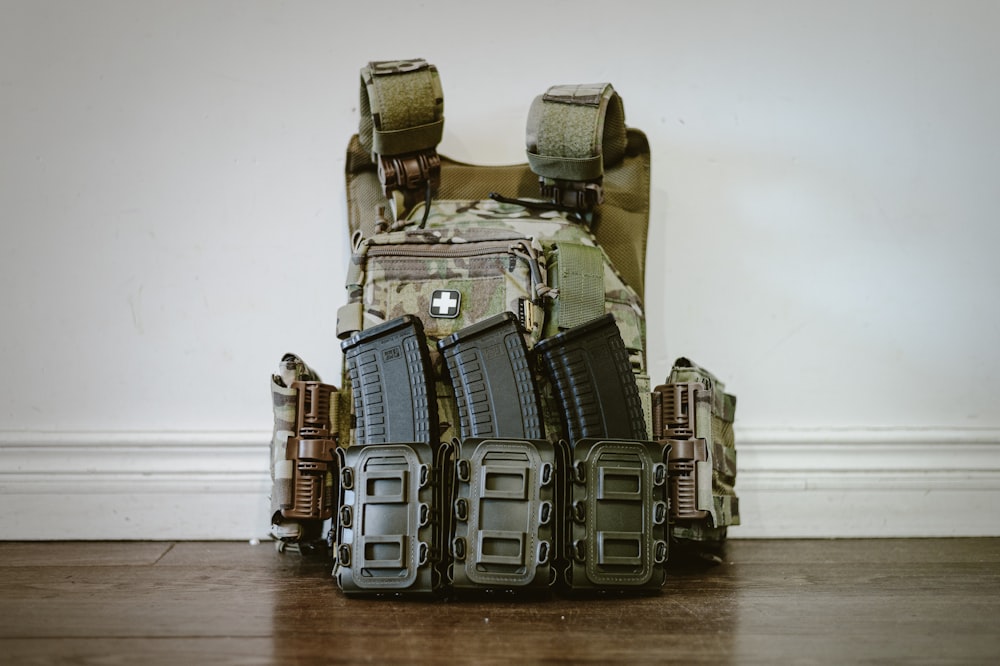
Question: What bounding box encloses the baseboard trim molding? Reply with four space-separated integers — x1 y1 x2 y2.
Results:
0 431 271 540
735 427 1000 537
2 428 999 539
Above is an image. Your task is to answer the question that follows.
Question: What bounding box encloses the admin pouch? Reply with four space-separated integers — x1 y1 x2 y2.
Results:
652 357 740 556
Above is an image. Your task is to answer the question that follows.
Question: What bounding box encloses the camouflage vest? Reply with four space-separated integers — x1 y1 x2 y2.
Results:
268 59 739 589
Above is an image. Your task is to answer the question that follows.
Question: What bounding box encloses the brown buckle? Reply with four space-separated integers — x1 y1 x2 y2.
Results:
378 148 441 209
653 381 705 440
539 177 603 213
295 381 335 439
666 438 709 521
653 381 710 522
282 381 337 521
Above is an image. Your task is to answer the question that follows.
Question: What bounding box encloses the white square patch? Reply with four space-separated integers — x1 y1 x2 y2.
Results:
430 289 461 318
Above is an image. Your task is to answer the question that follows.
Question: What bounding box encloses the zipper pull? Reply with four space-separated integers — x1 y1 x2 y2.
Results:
346 230 369 290
511 241 554 304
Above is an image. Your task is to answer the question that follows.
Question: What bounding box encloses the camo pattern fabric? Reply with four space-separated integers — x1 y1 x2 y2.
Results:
348 226 544 344
338 198 649 446
667 359 739 543
340 198 648 355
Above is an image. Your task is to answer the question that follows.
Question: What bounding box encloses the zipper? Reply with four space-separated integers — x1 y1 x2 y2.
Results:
365 240 520 259
361 235 554 305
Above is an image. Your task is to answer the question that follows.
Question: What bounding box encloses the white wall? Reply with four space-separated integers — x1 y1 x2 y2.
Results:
2 1 998 539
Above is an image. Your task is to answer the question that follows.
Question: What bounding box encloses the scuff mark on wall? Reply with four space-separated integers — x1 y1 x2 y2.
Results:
128 285 144 335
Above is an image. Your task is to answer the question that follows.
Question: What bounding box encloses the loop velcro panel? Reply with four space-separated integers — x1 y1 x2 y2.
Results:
525 83 627 181
359 59 444 157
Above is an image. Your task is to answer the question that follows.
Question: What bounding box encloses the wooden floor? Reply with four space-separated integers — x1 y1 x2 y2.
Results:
1 539 998 664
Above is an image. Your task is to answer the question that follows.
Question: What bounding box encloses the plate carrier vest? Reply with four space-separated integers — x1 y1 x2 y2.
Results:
268 59 740 596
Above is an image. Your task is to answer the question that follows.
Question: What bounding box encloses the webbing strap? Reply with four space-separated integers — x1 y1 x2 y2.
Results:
525 83 627 211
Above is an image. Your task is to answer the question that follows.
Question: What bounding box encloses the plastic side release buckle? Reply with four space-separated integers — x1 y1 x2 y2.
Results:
378 148 441 210
282 380 338 521
666 437 709 521
653 381 710 522
539 177 603 214
653 381 705 440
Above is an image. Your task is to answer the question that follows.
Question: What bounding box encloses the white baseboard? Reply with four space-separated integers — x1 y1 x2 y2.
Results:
2 428 999 540
735 427 1000 537
0 431 272 541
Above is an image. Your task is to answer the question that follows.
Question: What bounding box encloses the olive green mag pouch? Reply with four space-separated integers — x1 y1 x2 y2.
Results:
449 437 566 594
563 438 670 593
335 440 453 596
